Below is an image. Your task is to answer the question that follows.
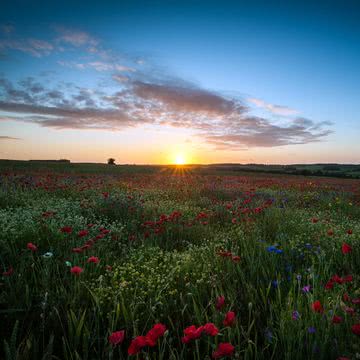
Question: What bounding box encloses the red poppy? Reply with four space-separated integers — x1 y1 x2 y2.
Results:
344 306 355 315
60 226 73 233
128 335 147 355
311 218 319 223
311 300 323 313
2 266 13 276
342 275 353 283
223 311 236 327
108 330 125 346
27 242 38 252
232 255 241 263
87 256 100 264
216 295 226 310
332 315 343 324
145 323 166 346
325 280 334 290
78 229 89 237
351 324 360 336
212 342 235 359
327 229 334 236
72 247 83 253
347 229 353 235
351 298 360 304
181 325 204 343
203 323 219 336
342 243 352 254
343 293 351 302
70 266 83 275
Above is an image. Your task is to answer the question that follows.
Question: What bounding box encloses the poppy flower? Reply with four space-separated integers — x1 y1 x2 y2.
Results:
108 330 125 346
311 300 323 313
344 306 355 315
72 247 83 254
327 229 334 236
27 242 38 252
203 323 219 336
343 293 351 302
128 335 147 355
145 323 166 346
332 315 343 324
347 229 352 235
351 298 360 304
311 218 319 223
232 255 241 263
78 230 89 237
342 243 352 254
325 280 334 290
223 311 236 327
351 324 360 336
181 325 204 343
212 342 235 359
342 275 353 283
87 256 100 264
216 295 225 310
70 266 83 275
60 226 73 233
2 266 13 276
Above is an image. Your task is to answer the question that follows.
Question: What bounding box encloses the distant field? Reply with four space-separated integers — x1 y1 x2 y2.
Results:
0 163 359 359
1 160 359 178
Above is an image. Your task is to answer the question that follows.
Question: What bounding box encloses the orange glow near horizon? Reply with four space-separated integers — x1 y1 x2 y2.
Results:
174 153 186 165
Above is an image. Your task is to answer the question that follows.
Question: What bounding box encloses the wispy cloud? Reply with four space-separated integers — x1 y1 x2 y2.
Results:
0 135 21 140
247 97 299 116
0 75 333 149
0 38 54 57
54 26 99 47
58 60 134 72
0 23 15 34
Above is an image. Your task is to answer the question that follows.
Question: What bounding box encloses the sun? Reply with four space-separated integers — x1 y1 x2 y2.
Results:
174 153 186 165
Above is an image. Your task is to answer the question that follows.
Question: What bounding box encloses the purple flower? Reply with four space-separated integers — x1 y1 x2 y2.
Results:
302 285 311 293
292 310 300 320
308 327 316 333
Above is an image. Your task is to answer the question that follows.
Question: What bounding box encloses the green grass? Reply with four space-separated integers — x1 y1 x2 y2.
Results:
0 166 359 359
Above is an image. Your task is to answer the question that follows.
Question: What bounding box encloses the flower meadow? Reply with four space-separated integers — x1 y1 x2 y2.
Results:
0 168 359 359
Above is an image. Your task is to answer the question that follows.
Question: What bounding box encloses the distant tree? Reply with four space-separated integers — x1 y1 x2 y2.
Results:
107 158 116 165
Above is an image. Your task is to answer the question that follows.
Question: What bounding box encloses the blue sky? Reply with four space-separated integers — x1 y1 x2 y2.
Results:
0 0 359 164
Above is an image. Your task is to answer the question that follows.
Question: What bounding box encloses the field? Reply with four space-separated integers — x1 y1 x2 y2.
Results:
0 164 359 359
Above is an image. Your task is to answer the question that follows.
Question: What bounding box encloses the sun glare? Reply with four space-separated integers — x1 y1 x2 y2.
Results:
174 154 186 165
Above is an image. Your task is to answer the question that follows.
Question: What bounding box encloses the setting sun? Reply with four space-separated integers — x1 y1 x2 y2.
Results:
174 154 186 165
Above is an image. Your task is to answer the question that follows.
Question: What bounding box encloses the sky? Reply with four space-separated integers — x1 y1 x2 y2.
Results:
0 0 359 164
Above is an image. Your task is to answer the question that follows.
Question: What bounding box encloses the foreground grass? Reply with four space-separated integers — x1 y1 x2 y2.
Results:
0 169 359 359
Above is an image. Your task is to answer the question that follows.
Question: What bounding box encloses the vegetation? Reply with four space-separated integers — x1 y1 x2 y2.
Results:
0 163 359 359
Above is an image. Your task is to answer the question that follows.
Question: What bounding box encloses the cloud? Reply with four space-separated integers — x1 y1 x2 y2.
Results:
0 23 15 34
0 136 21 140
247 97 299 116
0 74 333 149
58 60 134 72
55 26 98 47
0 38 54 57
132 81 244 115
